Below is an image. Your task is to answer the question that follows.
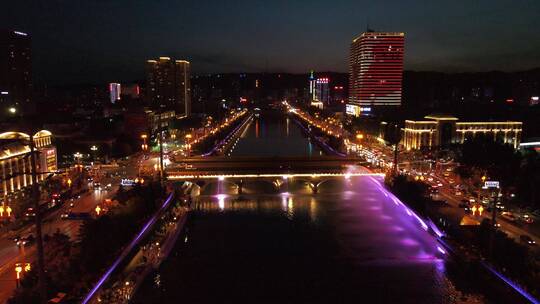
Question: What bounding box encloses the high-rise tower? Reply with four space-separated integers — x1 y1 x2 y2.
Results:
146 57 191 117
0 29 32 114
348 32 404 115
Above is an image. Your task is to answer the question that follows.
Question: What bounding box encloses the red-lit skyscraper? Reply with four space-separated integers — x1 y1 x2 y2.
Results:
348 32 404 115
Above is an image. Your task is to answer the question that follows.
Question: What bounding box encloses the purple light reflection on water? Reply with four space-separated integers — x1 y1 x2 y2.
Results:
341 190 356 200
341 176 438 261
388 225 405 232
400 238 420 247
357 176 538 303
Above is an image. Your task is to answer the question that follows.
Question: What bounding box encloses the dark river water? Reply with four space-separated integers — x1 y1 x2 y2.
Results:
134 111 526 304
228 111 323 157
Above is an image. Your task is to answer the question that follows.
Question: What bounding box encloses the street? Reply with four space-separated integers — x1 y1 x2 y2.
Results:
0 155 142 303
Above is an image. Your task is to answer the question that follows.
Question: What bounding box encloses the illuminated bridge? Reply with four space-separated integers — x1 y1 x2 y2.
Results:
166 156 382 194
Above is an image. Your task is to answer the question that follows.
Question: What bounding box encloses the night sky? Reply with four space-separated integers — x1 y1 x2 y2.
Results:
3 0 540 84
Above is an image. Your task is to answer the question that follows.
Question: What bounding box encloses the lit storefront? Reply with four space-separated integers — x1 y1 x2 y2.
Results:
0 130 57 196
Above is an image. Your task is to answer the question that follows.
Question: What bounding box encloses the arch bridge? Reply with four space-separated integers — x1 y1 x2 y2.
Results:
166 156 382 194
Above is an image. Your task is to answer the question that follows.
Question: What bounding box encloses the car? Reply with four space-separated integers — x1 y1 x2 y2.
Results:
522 215 534 224
12 235 21 244
455 190 462 196
24 207 36 218
15 235 35 247
64 212 91 220
520 235 536 245
484 219 501 228
501 212 517 222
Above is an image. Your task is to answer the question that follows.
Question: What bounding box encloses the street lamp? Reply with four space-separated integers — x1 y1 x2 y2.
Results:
90 145 98 163
74 152 83 172
479 175 487 203
141 134 148 151
74 152 82 163
0 204 9 218
15 263 30 287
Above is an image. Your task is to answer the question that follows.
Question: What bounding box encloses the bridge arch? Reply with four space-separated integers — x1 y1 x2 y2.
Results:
199 179 239 195
238 179 279 194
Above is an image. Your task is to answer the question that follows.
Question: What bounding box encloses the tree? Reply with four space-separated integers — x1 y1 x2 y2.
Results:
387 174 429 216
459 135 520 188
515 151 540 209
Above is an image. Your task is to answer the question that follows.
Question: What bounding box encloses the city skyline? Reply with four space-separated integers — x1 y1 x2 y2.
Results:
2 1 540 84
0 2 539 303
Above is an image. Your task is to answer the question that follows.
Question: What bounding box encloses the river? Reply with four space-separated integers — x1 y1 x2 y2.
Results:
133 110 526 304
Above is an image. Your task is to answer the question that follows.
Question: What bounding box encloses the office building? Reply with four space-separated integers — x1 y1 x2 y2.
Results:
145 57 191 117
175 60 191 117
308 70 316 101
315 77 330 105
0 29 32 112
403 114 522 150
109 83 121 103
348 31 404 115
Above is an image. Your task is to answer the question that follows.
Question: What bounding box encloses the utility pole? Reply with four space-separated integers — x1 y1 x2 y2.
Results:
392 124 399 176
489 187 501 261
158 109 165 191
29 134 47 303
